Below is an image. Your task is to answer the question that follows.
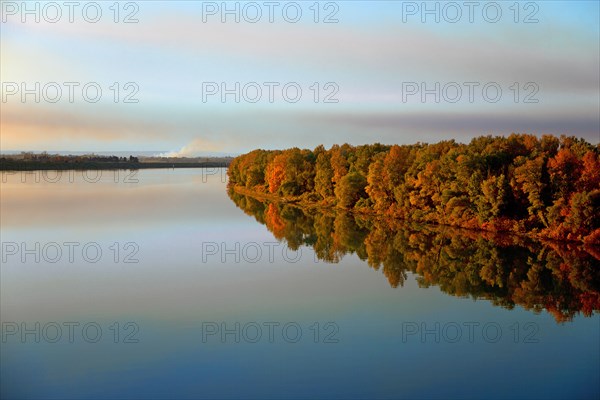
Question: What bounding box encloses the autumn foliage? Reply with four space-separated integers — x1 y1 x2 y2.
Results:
228 135 600 244
229 191 600 323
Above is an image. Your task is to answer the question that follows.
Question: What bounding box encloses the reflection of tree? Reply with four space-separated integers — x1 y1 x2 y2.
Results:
229 189 600 323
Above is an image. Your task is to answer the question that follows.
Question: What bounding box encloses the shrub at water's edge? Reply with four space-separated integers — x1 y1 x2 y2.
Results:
227 134 600 245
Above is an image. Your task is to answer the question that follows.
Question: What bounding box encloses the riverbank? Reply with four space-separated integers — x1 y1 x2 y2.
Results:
230 184 600 247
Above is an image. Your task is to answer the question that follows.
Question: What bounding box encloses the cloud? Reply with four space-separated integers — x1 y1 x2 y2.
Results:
2 5 597 98
2 4 598 153
0 103 172 149
297 109 600 144
3 100 598 154
6 8 598 94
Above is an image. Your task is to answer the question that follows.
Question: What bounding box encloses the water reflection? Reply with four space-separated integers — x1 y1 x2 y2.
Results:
229 189 600 323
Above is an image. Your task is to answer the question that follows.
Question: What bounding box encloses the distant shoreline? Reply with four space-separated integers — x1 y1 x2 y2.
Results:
0 161 230 171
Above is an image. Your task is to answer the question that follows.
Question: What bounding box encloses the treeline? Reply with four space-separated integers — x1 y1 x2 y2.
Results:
228 134 600 244
229 191 600 323
3 152 139 163
0 153 232 170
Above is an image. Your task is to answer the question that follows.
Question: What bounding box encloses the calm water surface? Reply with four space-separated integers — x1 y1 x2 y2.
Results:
1 168 599 399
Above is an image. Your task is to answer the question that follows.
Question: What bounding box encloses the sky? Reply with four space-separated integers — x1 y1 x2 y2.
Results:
1 0 599 155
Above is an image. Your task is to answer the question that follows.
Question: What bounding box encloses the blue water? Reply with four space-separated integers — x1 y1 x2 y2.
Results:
1 169 598 399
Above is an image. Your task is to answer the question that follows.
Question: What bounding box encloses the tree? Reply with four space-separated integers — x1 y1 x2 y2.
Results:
315 151 334 199
366 154 389 212
548 148 581 200
477 174 508 223
578 151 600 192
335 172 367 209
227 134 600 244
514 156 548 227
329 144 349 187
265 153 286 194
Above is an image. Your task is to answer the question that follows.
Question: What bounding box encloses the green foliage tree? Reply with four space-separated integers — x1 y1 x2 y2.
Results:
315 151 334 200
335 172 367 209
